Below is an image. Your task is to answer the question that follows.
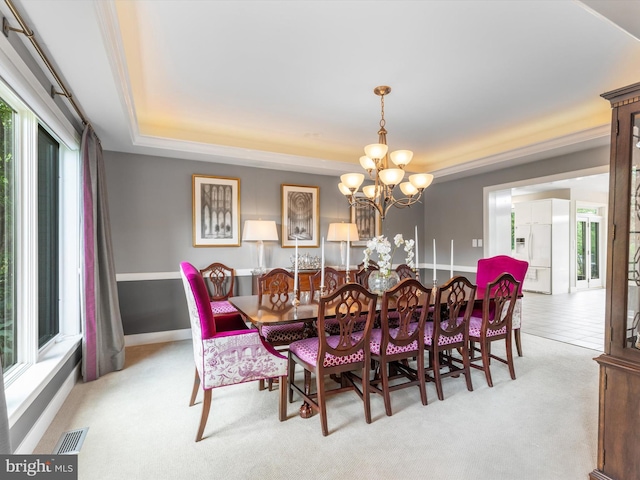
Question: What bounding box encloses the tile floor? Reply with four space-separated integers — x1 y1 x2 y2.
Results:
521 288 605 351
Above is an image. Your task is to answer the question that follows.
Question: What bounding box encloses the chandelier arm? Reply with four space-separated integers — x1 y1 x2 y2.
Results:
352 195 384 219
381 193 424 217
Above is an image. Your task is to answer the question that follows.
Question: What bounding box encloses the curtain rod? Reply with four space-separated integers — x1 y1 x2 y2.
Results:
2 0 90 127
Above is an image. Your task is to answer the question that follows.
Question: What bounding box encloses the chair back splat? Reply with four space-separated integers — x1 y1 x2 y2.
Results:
180 262 288 442
257 268 307 350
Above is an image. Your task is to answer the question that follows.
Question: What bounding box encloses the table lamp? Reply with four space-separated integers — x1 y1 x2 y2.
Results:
242 220 279 273
327 222 359 269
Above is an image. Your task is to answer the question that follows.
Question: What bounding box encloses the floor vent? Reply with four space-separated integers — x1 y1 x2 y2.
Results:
52 427 89 455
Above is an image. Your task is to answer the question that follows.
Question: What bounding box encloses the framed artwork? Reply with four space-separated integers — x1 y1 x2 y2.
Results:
351 195 381 246
281 184 319 247
192 174 241 247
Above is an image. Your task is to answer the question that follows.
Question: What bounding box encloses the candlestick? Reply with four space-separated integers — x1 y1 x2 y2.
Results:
414 225 419 273
320 237 325 290
294 238 299 292
432 238 436 281
346 227 350 275
450 239 454 278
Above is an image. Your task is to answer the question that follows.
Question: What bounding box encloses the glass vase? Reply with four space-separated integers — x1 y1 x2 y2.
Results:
367 270 400 295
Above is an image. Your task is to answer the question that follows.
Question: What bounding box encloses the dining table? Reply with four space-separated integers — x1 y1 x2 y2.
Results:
228 285 522 417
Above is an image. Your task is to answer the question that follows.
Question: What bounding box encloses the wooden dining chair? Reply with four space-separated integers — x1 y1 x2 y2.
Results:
257 268 307 347
395 263 416 280
287 283 378 436
474 255 528 356
468 272 520 387
179 262 287 441
310 267 350 335
426 276 477 401
199 262 241 316
369 278 431 416
309 266 347 301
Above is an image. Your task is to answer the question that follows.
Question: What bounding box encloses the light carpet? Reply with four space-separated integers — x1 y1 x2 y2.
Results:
34 334 599 480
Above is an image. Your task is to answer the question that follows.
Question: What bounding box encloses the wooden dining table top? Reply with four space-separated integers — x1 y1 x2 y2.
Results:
229 285 522 327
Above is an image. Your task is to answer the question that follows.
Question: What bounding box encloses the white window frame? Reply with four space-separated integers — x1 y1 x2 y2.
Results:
0 22 82 428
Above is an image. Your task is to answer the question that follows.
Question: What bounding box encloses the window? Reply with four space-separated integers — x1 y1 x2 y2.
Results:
0 98 15 373
0 75 80 383
38 126 59 348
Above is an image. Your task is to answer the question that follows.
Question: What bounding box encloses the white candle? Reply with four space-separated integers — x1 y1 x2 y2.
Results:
294 238 299 291
432 238 436 281
346 227 350 274
320 237 325 289
414 225 419 271
450 239 454 278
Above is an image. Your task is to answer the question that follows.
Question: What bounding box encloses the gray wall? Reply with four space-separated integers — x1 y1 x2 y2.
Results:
104 150 424 335
106 145 610 336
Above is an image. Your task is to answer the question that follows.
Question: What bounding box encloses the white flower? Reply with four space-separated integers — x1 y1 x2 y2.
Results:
362 234 415 277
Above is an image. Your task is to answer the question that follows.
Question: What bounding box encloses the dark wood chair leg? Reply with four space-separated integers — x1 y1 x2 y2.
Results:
514 328 523 357
278 375 287 421
481 341 494 387
433 349 444 401
417 350 428 406
317 372 329 436
462 345 473 392
189 368 200 407
288 355 296 403
195 389 212 442
506 335 516 380
380 360 392 416
363 362 372 424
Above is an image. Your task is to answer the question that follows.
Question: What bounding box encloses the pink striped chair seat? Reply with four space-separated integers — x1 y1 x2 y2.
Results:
468 316 507 338
424 320 465 346
289 336 365 368
261 322 307 344
369 328 419 356
210 300 239 315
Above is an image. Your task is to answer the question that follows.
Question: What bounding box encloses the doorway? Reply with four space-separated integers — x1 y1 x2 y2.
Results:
576 212 603 289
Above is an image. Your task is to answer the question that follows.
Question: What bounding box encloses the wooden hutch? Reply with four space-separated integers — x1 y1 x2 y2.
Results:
591 82 640 480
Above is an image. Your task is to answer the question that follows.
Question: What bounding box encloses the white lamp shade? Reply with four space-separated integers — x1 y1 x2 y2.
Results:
359 155 376 171
338 182 352 196
408 173 434 190
399 181 418 196
340 173 365 191
242 220 279 241
327 222 359 242
378 168 405 186
362 184 380 199
390 149 413 167
364 143 388 160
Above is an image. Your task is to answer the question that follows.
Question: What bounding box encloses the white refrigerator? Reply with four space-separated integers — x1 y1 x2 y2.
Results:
514 223 552 294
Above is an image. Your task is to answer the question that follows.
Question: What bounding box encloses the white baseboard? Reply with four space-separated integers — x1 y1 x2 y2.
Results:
124 328 192 347
14 364 80 454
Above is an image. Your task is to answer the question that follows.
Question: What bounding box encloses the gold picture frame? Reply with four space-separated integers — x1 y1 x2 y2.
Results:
281 184 320 247
192 174 241 247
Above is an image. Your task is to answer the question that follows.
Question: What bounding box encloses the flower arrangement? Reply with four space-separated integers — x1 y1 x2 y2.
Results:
363 234 415 277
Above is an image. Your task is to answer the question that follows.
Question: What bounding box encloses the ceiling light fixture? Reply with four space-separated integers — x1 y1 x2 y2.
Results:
338 86 434 220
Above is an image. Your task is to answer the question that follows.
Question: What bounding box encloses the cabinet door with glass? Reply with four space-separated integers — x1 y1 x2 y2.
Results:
591 82 640 480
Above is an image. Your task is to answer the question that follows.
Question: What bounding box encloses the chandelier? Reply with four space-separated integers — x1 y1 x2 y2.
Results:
338 86 434 220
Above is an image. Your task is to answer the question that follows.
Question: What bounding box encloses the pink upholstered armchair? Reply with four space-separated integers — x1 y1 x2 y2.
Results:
180 262 288 442
475 255 528 356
